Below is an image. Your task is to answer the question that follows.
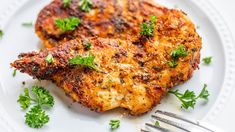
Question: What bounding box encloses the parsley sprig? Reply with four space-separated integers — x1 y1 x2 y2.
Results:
63 0 71 7
155 121 160 127
168 44 188 68
202 56 212 65
13 69 17 77
171 45 188 59
0 29 3 38
140 15 157 37
22 22 33 27
84 42 92 50
31 86 54 107
69 55 97 70
25 105 49 128
109 120 120 130
18 88 33 110
168 84 209 109
55 17 81 32
17 86 54 128
45 54 54 64
79 0 93 12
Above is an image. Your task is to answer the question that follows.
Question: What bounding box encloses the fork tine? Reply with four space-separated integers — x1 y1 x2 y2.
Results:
141 129 150 132
151 115 190 132
156 110 214 132
156 110 197 124
145 123 171 132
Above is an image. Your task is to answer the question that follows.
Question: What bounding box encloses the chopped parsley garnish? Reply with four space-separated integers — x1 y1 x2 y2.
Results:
45 54 54 64
197 84 210 101
17 86 54 128
140 15 157 37
25 105 49 128
79 0 93 12
69 55 97 70
22 22 33 27
84 42 92 50
55 17 81 32
168 84 209 109
109 120 120 130
155 121 160 127
168 44 188 68
203 56 212 65
63 0 71 7
13 69 17 77
171 44 188 59
0 30 3 38
168 60 178 68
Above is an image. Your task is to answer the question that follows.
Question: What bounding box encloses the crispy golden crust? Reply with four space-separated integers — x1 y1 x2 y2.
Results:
35 0 168 48
12 10 201 114
12 0 202 115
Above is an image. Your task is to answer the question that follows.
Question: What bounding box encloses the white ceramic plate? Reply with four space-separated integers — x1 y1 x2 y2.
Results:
0 0 234 132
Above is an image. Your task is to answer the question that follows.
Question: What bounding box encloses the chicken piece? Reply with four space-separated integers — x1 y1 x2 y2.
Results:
35 0 168 48
13 0 201 115
12 14 201 114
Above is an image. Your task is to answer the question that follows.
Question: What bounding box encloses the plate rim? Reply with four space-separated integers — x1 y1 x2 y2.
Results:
0 0 234 131
190 0 235 122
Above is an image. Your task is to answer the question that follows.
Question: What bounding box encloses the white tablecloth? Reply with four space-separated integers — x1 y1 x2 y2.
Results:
0 0 234 131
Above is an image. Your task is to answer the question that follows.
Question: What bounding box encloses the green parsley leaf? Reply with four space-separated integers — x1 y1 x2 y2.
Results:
84 42 92 50
150 15 157 23
0 30 3 38
69 55 97 70
25 105 49 128
168 60 178 68
22 22 33 27
171 44 188 59
202 56 212 65
155 121 160 127
13 69 17 77
168 44 188 68
140 15 157 37
168 90 196 109
32 86 54 107
79 0 93 12
45 54 54 64
55 17 81 32
17 88 33 110
196 84 209 101
168 84 210 109
109 120 120 130
63 0 71 7
18 86 54 128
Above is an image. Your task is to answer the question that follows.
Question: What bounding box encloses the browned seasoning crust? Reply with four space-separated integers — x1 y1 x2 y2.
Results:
12 0 202 115
35 0 168 48
12 11 201 115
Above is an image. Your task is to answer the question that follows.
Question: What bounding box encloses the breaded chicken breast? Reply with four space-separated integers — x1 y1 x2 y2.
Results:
35 0 168 48
12 0 201 115
12 31 200 116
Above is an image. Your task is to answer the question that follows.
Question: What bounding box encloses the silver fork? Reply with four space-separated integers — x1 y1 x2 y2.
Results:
141 110 224 132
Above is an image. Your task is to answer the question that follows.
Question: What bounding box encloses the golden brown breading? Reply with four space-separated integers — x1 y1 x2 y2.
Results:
35 0 168 48
12 15 201 115
12 0 201 115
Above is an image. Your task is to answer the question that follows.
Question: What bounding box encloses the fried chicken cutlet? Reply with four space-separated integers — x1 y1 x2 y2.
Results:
12 34 201 115
35 0 168 48
12 0 201 115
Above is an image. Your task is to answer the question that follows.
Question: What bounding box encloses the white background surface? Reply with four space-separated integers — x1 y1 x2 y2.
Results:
0 0 234 131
